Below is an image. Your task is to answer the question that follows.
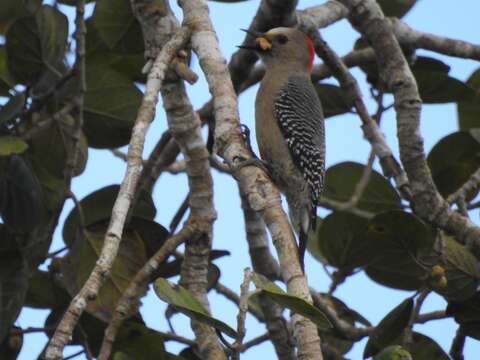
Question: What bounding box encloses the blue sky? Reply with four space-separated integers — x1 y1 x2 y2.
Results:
15 0 480 359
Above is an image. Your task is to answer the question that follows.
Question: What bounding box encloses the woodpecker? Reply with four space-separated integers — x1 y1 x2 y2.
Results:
240 27 325 269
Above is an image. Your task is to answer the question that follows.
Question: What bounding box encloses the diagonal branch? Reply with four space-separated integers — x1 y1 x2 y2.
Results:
97 225 194 360
44 27 191 360
337 0 480 256
299 23 411 199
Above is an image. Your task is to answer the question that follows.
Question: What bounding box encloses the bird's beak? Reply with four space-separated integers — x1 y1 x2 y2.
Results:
237 29 272 52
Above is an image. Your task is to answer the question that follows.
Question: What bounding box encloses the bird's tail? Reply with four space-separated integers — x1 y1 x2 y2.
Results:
288 203 313 272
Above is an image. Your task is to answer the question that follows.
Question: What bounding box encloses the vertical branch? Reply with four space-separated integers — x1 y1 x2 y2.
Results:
64 0 86 186
178 1 323 359
241 194 296 359
231 268 253 360
163 80 224 358
131 1 224 357
44 28 191 360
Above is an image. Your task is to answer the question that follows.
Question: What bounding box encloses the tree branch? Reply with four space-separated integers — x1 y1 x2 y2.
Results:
311 291 373 341
300 23 411 199
44 27 191 360
391 18 480 61
337 0 480 257
63 0 86 189
450 326 466 360
240 193 296 359
97 225 194 360
178 1 323 359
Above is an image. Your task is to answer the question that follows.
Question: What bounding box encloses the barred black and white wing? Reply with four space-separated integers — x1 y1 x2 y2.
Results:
274 75 325 207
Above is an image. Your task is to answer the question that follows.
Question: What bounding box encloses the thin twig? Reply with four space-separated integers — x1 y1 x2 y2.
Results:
232 268 253 360
44 246 68 260
239 333 270 353
300 23 411 200
404 290 430 346
169 194 190 234
415 310 448 324
162 332 196 346
450 326 466 360
336 0 480 257
329 151 375 212
98 226 194 360
63 0 86 189
214 282 264 322
447 167 480 217
311 291 373 341
64 350 85 360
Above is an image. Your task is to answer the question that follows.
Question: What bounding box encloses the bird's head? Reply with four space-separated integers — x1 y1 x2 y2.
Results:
239 27 315 73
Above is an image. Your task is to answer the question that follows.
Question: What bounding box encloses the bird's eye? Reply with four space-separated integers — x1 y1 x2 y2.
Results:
277 35 289 44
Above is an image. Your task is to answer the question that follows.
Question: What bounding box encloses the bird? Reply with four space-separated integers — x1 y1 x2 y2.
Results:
239 27 325 270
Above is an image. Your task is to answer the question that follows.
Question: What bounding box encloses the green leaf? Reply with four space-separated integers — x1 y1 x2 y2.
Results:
252 274 332 329
0 136 27 156
154 278 237 338
377 0 417 18
447 293 480 324
0 0 41 34
317 293 370 355
364 297 414 358
92 0 144 51
427 131 480 199
461 322 480 341
83 63 143 148
178 347 202 359
434 236 480 302
404 332 450 360
0 244 28 343
458 68 480 131
0 325 23 360
310 212 370 269
314 84 352 118
0 155 45 232
28 114 88 179
5 5 68 85
85 19 145 83
61 224 148 321
365 266 424 292
412 57 451 73
0 46 16 96
128 217 169 259
374 345 412 360
0 94 24 125
27 157 66 211
413 70 475 104
364 211 435 291
324 162 402 213
410 57 475 104
62 184 156 246
114 321 168 360
307 217 327 263
24 270 70 309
